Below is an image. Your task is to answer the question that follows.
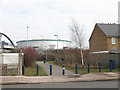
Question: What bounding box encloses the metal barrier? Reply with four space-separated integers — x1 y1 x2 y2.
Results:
1 64 18 76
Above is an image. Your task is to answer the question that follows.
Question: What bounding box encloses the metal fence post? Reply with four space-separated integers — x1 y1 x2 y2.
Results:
88 63 90 73
23 65 25 75
50 64 52 75
99 63 101 72
76 64 78 74
63 64 65 75
37 65 39 75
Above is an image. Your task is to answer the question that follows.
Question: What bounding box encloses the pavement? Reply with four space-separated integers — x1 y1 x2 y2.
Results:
0 61 119 85
1 72 119 85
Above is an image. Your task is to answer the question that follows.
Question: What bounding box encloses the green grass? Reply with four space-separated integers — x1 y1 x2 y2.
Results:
11 74 17 76
24 63 48 76
66 67 119 74
47 61 119 74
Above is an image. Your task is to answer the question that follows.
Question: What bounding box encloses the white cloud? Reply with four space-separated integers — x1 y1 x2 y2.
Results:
0 0 119 47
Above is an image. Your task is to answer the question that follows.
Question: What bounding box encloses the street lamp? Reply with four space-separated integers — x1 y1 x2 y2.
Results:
44 45 47 61
27 26 29 48
54 35 59 63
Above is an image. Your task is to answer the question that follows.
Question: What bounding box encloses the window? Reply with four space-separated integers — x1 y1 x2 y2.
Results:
112 37 116 44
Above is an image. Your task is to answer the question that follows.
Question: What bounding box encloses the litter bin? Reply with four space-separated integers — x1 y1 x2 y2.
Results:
109 60 115 70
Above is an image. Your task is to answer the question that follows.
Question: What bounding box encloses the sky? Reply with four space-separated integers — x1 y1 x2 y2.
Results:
0 0 119 47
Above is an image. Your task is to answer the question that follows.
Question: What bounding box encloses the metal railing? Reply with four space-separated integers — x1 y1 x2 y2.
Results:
0 64 18 76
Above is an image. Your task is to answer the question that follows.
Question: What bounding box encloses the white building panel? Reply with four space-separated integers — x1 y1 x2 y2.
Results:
16 39 71 50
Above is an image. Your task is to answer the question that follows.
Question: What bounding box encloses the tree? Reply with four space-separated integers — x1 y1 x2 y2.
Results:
69 18 85 66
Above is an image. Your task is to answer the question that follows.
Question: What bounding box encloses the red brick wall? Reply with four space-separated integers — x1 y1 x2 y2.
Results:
89 24 107 52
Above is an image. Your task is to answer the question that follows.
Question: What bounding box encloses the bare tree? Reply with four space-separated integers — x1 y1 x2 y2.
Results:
69 18 85 66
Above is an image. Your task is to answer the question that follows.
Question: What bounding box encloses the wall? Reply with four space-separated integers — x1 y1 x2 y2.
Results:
1 53 23 76
107 37 119 51
2 53 19 66
89 25 107 52
89 53 119 68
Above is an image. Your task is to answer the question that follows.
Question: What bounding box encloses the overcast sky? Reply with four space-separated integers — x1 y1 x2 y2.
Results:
0 0 119 47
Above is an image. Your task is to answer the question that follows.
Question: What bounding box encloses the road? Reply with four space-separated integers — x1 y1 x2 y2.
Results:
2 80 119 88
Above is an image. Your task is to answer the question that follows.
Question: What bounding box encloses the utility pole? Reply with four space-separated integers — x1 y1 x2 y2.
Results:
54 35 59 63
44 45 47 61
27 26 29 48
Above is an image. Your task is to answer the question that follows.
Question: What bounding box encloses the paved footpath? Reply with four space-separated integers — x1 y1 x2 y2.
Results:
1 72 119 85
36 61 75 77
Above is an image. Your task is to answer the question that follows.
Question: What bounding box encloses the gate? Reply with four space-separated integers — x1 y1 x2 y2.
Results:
0 53 23 76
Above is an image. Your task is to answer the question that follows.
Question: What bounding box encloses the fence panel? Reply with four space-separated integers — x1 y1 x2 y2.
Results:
1 64 18 76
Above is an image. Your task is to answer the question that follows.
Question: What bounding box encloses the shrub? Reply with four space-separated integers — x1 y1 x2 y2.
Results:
19 47 39 67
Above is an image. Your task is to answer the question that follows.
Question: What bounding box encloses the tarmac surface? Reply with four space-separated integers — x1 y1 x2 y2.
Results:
2 80 119 88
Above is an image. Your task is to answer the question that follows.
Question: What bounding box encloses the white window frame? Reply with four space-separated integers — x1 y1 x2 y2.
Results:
112 37 116 44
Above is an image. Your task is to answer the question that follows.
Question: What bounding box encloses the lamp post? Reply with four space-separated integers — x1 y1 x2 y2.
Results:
44 45 47 61
27 26 29 48
54 35 59 63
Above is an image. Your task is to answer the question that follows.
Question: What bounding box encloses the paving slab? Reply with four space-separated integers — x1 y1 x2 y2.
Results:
0 72 119 85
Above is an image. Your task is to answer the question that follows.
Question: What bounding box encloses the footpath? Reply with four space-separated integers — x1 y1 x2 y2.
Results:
0 61 119 85
1 72 119 85
36 61 75 77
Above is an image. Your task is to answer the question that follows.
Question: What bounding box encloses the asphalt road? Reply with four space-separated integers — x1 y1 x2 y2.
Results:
2 80 119 88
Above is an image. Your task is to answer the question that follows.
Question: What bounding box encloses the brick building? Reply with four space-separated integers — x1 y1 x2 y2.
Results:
89 23 120 53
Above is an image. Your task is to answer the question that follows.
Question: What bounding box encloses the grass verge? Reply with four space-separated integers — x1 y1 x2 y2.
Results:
47 61 119 74
24 63 48 76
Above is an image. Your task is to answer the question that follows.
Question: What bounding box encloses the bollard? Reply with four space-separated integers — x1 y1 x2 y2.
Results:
99 63 101 72
37 65 39 75
23 65 25 75
76 64 78 74
88 63 90 73
110 61 112 72
50 64 52 75
44 60 46 64
63 64 65 75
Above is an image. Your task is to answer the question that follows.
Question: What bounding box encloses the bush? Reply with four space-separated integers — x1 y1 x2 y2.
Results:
19 47 39 67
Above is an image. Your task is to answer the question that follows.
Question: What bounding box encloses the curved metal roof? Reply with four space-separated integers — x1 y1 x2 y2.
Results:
16 39 71 43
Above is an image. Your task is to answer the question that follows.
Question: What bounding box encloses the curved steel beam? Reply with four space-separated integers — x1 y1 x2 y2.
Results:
0 33 15 47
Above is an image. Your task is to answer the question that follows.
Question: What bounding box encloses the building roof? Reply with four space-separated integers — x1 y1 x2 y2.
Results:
97 23 120 37
16 39 71 43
